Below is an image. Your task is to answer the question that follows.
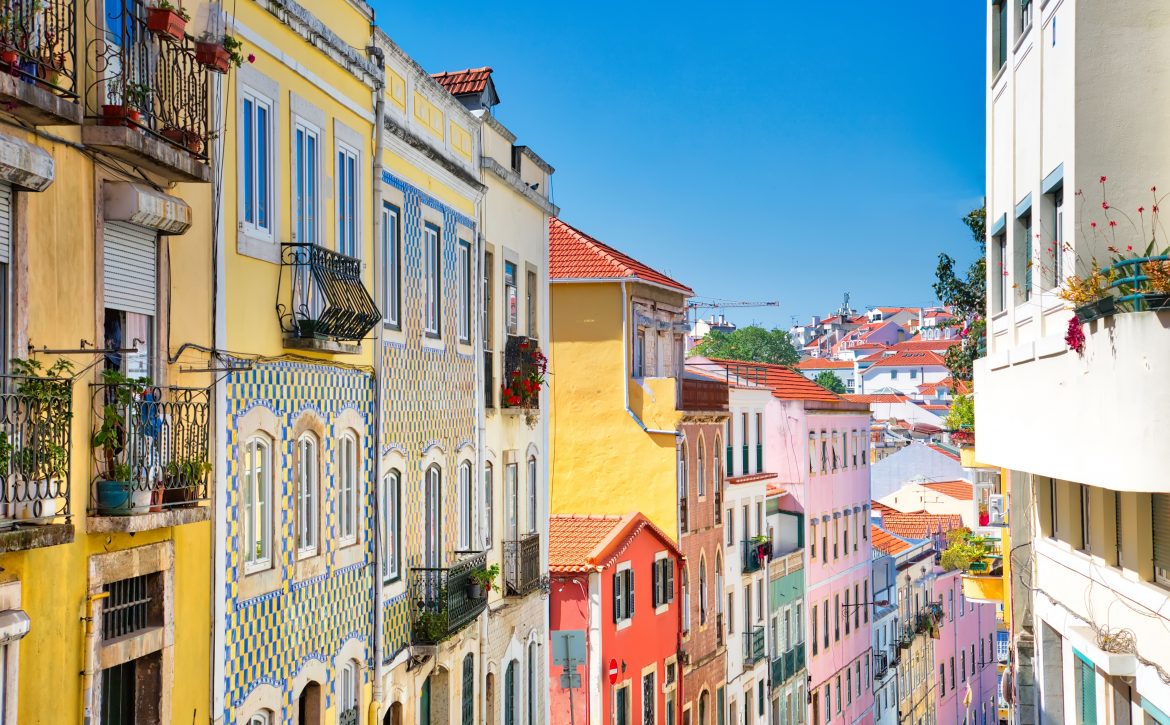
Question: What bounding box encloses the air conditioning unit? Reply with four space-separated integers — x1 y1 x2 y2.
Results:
988 495 1006 526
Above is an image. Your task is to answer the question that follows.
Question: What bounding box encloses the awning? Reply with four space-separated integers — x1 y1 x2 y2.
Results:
103 182 192 235
0 132 53 191
0 609 30 644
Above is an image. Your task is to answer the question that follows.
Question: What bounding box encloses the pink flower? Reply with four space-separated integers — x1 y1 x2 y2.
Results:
1109 220 1117 227
1065 316 1085 354
1139 206 1145 214
247 53 256 64
1100 176 1108 183
1102 202 1110 210
1091 222 1098 228
1127 245 1133 251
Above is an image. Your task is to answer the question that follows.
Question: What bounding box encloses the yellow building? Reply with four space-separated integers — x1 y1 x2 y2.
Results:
0 0 220 721
548 217 694 537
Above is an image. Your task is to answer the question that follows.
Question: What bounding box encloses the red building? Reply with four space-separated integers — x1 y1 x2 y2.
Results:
549 513 685 725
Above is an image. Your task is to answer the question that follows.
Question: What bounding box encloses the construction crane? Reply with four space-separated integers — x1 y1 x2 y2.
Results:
686 298 780 327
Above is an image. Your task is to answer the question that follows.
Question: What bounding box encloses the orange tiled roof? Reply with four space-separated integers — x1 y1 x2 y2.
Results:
865 351 948 369
431 66 494 96
922 480 974 500
872 525 912 555
795 358 854 370
549 218 693 294
708 359 842 403
890 339 960 353
842 393 912 404
548 512 682 574
927 444 961 462
871 501 900 515
879 511 963 540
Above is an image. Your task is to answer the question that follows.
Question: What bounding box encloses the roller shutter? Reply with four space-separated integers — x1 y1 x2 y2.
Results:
103 221 157 316
1153 493 1170 585
0 183 11 264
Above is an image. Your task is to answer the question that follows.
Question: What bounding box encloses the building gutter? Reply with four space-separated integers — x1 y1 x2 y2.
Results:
619 279 681 438
474 106 490 724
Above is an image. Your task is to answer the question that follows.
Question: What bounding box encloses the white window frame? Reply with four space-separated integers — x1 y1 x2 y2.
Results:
458 460 474 551
296 433 319 557
527 455 538 534
381 469 400 583
338 432 359 546
424 223 441 337
484 462 494 548
336 141 360 258
382 203 401 329
339 660 358 720
696 438 705 497
239 81 276 243
242 436 272 573
293 118 321 246
248 712 272 725
457 239 472 344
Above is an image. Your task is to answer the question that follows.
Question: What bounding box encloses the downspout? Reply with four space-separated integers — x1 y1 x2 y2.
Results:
620 280 680 437
474 111 489 724
210 66 228 725
367 37 386 725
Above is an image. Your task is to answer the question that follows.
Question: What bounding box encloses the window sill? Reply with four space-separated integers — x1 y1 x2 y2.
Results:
239 562 283 602
294 552 326 582
616 617 632 632
87 504 210 534
335 539 364 570
237 232 281 264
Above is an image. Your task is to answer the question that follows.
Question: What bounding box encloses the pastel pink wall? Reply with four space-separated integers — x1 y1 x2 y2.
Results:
933 571 1001 725
550 574 593 725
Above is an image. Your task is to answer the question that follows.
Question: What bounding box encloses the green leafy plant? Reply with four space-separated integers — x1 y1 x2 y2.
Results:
933 207 986 382
153 0 191 21
691 325 800 366
939 527 989 572
7 358 73 482
92 369 150 481
470 563 500 591
944 394 974 446
813 371 846 394
221 34 246 68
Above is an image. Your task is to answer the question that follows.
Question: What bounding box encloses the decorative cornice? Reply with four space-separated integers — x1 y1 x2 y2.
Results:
516 145 554 175
373 29 480 129
384 116 486 194
478 111 555 174
257 0 381 87
482 156 559 216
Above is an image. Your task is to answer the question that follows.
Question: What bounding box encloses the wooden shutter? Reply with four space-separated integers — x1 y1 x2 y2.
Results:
1076 653 1097 725
1153 494 1170 583
462 656 474 725
0 183 11 264
504 663 515 725
613 572 621 623
652 561 660 609
665 560 674 603
626 569 634 617
103 221 157 316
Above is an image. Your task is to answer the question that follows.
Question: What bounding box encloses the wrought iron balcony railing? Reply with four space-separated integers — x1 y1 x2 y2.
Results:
0 375 72 526
339 708 358 725
0 0 77 98
873 651 889 680
715 612 724 647
743 625 765 666
484 350 495 409
770 644 806 688
84 0 211 158
410 551 488 645
501 335 543 413
278 243 380 344
89 383 210 515
504 533 540 597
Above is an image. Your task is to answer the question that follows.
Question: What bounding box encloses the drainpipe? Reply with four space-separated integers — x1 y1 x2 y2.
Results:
367 36 386 725
81 591 110 725
209 66 228 725
474 111 489 725
619 280 680 438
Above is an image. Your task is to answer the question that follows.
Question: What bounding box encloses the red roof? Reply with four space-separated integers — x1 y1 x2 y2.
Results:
842 393 912 404
795 359 854 370
872 525 912 555
879 511 964 540
890 339 960 353
548 218 693 294
708 359 842 403
871 501 899 515
922 480 974 500
865 351 948 369
431 66 494 96
549 512 682 574
927 444 961 462
727 472 777 485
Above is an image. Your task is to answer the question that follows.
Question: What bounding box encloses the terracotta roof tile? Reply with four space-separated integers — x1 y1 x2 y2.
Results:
548 512 682 573
549 218 693 294
927 444 961 462
865 351 948 369
707 359 842 403
431 66 494 96
890 339 960 353
879 511 963 540
795 359 854 370
922 480 974 500
871 501 900 515
872 525 913 555
842 393 912 404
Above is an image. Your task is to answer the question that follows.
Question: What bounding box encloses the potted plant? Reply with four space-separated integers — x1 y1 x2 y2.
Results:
750 534 771 560
100 81 149 127
196 33 246 74
6 358 73 519
1142 258 1170 310
500 339 547 426
0 12 18 68
944 394 974 448
1058 262 1117 323
467 564 500 600
146 0 190 42
161 457 210 507
978 503 990 527
92 369 150 515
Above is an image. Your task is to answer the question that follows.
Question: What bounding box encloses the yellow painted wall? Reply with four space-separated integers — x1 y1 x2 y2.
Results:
549 282 682 537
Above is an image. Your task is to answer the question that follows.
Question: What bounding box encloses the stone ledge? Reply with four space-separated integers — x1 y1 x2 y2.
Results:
283 336 363 355
0 522 73 553
80 124 210 183
0 73 82 126
87 505 210 534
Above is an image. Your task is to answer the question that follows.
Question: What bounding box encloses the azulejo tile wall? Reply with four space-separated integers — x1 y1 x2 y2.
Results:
223 360 375 722
379 170 477 660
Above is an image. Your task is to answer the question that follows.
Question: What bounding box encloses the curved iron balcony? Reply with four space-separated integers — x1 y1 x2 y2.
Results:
278 243 380 346
410 551 488 645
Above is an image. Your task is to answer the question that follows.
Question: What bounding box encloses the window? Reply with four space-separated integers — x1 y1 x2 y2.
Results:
633 327 645 378
1049 478 1059 536
993 232 1008 313
613 567 635 622
713 435 722 522
951 657 957 690
294 121 320 245
458 461 474 551
506 463 519 541
992 0 1008 73
843 512 849 554
483 463 494 548
505 660 518 725
940 664 946 695
296 433 319 556
846 669 852 706
527 456 538 534
615 683 630 725
339 660 359 722
1045 185 1065 288
504 260 518 335
810 523 816 560
681 567 690 632
699 557 708 624
241 89 273 237
382 204 401 328
754 413 762 473
1080 484 1091 552
1152 493 1170 587
1020 0 1033 33
527 643 537 725
949 590 955 621
653 558 675 608
381 470 400 583
961 651 966 681
697 440 706 497
526 268 538 338
834 594 840 641
823 601 828 650
835 676 842 714
424 465 442 567
424 223 441 337
248 712 272 725
808 433 816 475
863 581 869 623
458 240 472 343
242 436 272 571
484 251 495 347
727 593 734 634
336 144 359 257
726 512 734 546
1019 208 1034 302
462 653 475 725
811 604 818 655
338 433 358 545
643 671 656 725
844 590 850 634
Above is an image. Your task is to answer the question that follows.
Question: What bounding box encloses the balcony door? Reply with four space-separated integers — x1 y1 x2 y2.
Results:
505 463 519 542
102 0 156 113
424 465 441 571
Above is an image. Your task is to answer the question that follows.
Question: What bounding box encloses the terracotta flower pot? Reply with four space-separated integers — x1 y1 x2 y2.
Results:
0 50 18 68
195 42 230 74
146 8 187 42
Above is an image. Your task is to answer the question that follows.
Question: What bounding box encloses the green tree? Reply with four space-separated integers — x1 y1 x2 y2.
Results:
813 371 847 394
691 325 799 366
933 207 987 381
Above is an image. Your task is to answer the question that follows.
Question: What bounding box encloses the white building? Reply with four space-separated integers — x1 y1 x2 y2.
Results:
977 2 1170 724
858 351 950 397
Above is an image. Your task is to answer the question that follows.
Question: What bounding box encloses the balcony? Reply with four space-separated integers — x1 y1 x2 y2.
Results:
278 243 380 354
742 625 765 666
484 350 495 409
742 538 771 573
0 0 81 125
88 382 210 532
715 612 724 647
501 335 545 422
410 551 488 645
677 377 727 411
504 533 540 597
0 373 74 552
770 643 806 688
339 709 359 725
873 651 889 680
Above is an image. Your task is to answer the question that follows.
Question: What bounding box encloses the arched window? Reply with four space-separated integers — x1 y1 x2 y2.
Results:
697 436 706 497
713 434 723 524
484 462 494 548
381 468 400 582
296 433 319 556
526 456 537 534
698 691 709 725
242 436 272 571
425 465 441 567
248 710 272 725
504 660 518 725
458 460 474 550
678 441 689 533
681 566 690 632
527 642 537 725
699 555 708 624
338 432 359 544
715 552 724 614
462 653 475 725
340 660 359 719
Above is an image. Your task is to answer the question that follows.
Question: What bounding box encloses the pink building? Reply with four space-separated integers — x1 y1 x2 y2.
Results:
932 567 1000 725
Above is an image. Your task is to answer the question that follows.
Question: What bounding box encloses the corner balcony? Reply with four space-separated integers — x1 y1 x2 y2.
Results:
0 374 74 552
410 552 489 646
278 243 380 354
0 0 82 125
770 643 806 688
677 377 727 411
81 0 213 181
88 382 210 532
504 533 541 597
742 625 765 667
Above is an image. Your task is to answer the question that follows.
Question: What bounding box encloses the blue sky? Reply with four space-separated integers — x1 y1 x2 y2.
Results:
370 2 987 328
